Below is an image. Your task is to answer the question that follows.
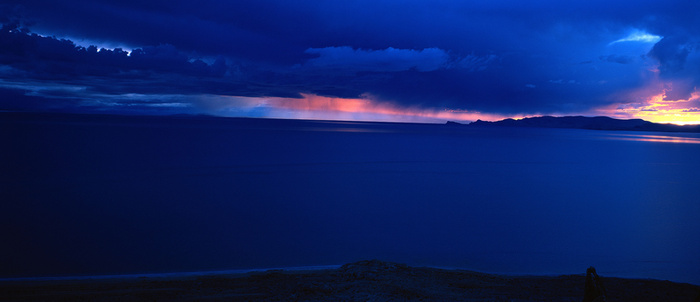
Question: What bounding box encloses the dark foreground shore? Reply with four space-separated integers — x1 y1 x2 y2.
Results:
2 260 699 301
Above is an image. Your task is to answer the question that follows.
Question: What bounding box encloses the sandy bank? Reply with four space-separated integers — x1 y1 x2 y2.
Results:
2 260 699 301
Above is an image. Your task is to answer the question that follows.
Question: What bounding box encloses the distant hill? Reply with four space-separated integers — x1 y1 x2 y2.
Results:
467 116 700 133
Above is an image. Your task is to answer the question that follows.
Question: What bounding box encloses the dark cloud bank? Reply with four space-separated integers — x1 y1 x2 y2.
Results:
1 0 700 118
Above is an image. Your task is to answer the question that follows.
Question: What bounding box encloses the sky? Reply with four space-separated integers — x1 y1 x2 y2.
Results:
1 0 700 123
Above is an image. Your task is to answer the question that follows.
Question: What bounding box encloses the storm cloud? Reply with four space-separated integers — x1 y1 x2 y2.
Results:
2 0 700 121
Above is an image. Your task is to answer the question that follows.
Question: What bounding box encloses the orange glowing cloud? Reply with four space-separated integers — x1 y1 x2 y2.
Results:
213 93 516 123
599 88 700 125
592 64 700 125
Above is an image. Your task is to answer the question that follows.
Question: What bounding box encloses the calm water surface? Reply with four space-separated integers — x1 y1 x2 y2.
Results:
2 114 699 284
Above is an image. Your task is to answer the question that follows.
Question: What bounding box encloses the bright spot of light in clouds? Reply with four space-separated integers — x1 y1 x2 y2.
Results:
33 31 134 54
609 29 662 45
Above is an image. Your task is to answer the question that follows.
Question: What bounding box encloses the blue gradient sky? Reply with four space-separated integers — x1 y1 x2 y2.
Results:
2 0 700 123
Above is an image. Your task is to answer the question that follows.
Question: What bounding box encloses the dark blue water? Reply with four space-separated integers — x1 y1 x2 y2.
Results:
2 113 699 284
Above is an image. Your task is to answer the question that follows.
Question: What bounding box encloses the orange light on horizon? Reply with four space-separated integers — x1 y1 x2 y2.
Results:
599 90 700 125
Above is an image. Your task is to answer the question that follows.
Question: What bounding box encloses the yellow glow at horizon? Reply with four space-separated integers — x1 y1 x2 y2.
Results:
614 91 700 125
632 111 700 125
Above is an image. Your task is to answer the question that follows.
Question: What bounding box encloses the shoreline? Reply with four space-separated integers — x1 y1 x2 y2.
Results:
1 265 688 285
0 265 344 283
2 263 695 286
2 260 698 301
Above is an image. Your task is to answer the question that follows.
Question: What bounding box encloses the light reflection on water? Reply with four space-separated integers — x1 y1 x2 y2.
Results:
599 132 700 144
296 127 396 133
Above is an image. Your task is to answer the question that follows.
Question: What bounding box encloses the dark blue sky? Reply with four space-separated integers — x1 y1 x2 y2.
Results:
2 0 700 123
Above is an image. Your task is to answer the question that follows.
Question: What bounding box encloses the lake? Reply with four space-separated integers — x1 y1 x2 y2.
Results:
1 113 699 284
